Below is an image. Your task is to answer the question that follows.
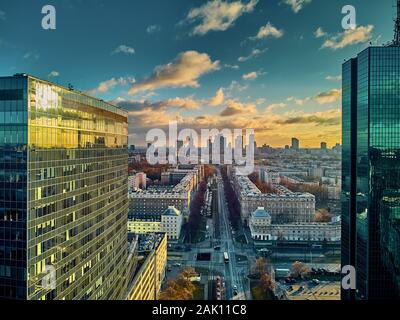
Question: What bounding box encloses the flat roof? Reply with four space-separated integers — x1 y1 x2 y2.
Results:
0 73 128 117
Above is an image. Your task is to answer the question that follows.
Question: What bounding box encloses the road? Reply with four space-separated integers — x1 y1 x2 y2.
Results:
216 169 248 300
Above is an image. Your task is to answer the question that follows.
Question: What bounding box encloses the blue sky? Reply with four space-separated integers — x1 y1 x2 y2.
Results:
0 0 395 147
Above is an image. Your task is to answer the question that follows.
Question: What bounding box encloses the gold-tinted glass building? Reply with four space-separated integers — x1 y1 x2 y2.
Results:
0 74 128 300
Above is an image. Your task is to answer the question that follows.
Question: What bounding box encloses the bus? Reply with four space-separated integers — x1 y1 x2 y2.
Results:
223 252 229 263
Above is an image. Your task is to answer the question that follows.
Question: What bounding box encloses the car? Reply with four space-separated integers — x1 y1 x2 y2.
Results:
233 290 238 296
233 285 238 290
173 263 181 267
311 279 320 285
214 246 221 251
167 267 172 272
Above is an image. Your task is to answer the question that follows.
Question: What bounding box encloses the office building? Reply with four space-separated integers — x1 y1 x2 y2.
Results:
342 6 400 299
291 138 299 150
0 74 129 300
126 233 167 300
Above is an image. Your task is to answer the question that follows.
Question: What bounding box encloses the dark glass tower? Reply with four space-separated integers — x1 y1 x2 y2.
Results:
342 45 400 299
0 74 129 300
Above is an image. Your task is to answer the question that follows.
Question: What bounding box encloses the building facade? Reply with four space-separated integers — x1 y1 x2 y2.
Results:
127 233 167 300
342 46 400 299
232 170 315 225
0 74 128 300
249 207 340 242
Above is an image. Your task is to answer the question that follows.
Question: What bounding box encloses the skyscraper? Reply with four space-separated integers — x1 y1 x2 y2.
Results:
0 74 129 300
342 4 400 299
291 138 299 150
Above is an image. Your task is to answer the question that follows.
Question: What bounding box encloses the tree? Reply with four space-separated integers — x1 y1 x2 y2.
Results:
253 258 270 277
159 268 199 300
314 208 333 222
291 261 310 278
259 273 275 292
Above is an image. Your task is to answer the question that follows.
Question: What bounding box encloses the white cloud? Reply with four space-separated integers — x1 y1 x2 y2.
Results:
266 102 287 113
238 48 267 62
251 22 284 40
163 97 200 110
147 25 161 34
283 0 312 14
112 45 135 55
209 88 225 106
242 71 258 80
314 88 342 104
183 0 259 36
287 96 310 106
321 25 374 50
48 71 60 78
314 27 327 38
23 52 40 60
326 75 342 81
129 51 220 95
0 10 6 20
224 64 240 70
89 77 136 95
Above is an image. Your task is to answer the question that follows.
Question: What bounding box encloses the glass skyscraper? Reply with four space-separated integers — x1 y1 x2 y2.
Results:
0 74 129 300
342 46 400 299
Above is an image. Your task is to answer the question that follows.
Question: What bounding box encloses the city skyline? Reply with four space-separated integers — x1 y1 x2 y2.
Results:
0 0 395 147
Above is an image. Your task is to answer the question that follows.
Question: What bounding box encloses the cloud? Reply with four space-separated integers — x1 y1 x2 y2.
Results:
287 96 310 106
129 51 220 95
183 0 259 36
88 77 136 95
209 88 225 106
326 75 342 81
238 48 267 62
146 24 161 34
242 71 258 80
321 25 374 50
219 99 257 117
23 52 40 60
314 88 341 104
276 109 341 126
48 71 60 78
112 45 135 55
251 22 284 40
0 10 6 20
224 64 240 70
314 27 327 38
283 0 312 13
266 103 287 113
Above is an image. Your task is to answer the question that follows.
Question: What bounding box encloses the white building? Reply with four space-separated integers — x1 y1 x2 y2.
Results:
129 172 147 191
128 206 183 241
249 207 340 242
161 206 183 240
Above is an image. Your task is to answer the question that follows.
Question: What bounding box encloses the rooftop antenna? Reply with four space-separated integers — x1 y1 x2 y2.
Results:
394 0 400 45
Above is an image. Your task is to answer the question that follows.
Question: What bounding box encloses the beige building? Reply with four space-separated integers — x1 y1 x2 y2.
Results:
128 206 183 240
127 233 167 300
249 207 341 242
232 170 315 225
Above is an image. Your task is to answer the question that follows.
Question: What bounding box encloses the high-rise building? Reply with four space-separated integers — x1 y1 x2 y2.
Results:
321 142 327 150
342 5 400 299
0 74 129 300
291 138 299 150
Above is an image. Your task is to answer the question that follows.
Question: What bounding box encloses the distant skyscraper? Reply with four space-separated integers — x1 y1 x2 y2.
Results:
291 138 299 150
321 142 327 150
0 74 129 300
342 5 400 299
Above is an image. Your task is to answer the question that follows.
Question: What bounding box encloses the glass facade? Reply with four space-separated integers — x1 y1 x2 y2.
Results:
342 46 400 299
0 75 129 300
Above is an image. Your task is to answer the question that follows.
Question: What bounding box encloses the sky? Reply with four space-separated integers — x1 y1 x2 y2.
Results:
0 0 396 147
